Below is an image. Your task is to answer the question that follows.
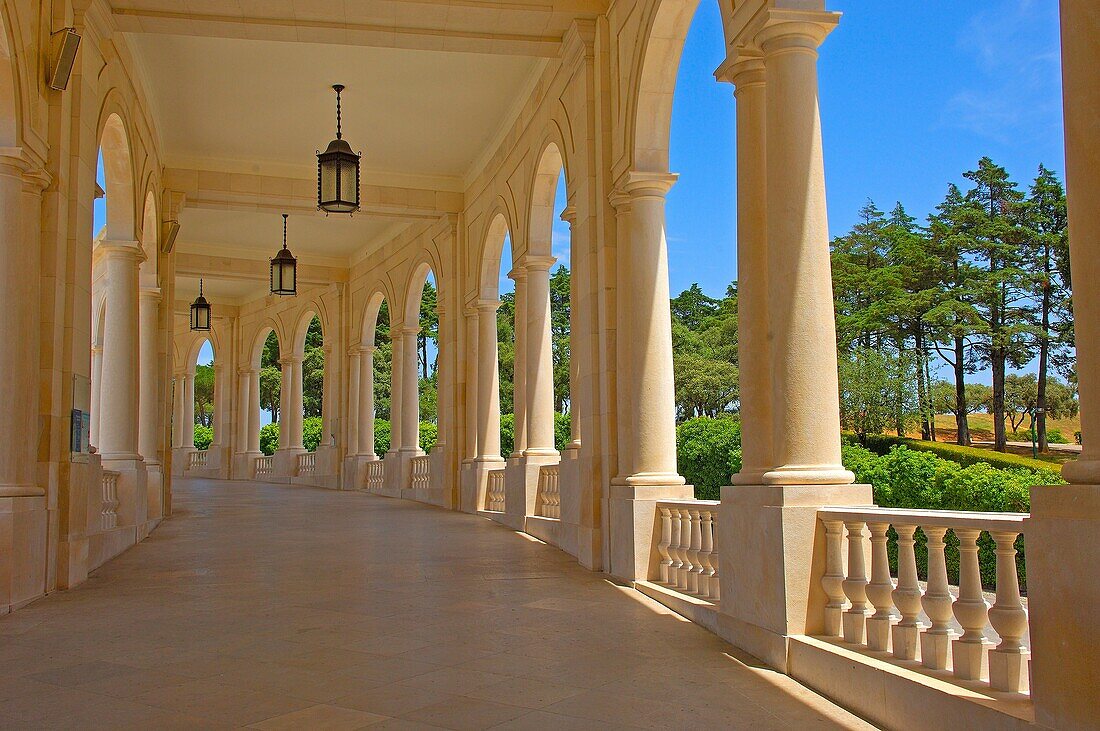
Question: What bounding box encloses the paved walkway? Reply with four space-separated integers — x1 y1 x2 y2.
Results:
0 479 874 730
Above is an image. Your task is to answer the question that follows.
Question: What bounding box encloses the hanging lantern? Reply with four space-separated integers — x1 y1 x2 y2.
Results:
189 278 211 331
316 84 361 214
270 213 297 296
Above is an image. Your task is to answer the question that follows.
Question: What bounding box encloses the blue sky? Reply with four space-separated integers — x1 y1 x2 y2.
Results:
665 0 1065 298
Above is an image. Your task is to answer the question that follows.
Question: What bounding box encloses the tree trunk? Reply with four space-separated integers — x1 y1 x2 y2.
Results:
915 329 932 440
954 336 970 445
1037 270 1052 453
991 348 1007 452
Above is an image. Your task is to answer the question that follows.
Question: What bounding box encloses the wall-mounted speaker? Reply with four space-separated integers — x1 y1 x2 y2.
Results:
47 28 81 91
161 220 180 253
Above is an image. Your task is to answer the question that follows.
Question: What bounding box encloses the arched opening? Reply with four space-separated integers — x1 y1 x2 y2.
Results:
406 266 440 452
256 329 281 455
192 340 214 450
477 213 515 460
366 295 392 456
528 144 572 453
294 313 325 452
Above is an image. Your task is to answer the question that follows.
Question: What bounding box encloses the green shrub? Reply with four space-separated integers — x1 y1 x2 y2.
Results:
193 424 213 450
850 433 1063 478
555 412 572 452
303 416 323 452
676 417 742 500
259 423 279 455
500 413 515 456
420 422 438 452
1046 429 1068 444
374 419 391 454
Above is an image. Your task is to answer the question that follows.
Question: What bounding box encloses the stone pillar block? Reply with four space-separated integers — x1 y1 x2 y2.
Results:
608 483 694 583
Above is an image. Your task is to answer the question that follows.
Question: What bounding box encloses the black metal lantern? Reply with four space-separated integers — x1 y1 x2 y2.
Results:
316 84 361 214
190 278 211 331
270 213 297 296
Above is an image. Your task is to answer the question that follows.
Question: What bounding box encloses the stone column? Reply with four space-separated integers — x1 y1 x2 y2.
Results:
358 346 377 457
759 17 851 486
237 367 254 448
476 302 503 461
289 356 304 450
397 326 421 454
616 173 683 487
1027 3 1100 729
320 345 333 447
212 363 225 447
347 348 361 457
389 334 404 454
560 206 581 450
722 56 774 484
463 309 479 462
172 372 185 449
278 357 292 450
138 289 162 463
183 372 195 448
0 154 45 496
248 369 261 453
97 243 144 461
90 346 104 449
510 267 528 457
524 255 558 457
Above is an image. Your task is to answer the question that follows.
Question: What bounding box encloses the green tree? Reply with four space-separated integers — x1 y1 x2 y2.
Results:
549 266 571 413
259 365 281 424
374 301 392 420
302 316 325 418
1022 165 1073 451
839 346 917 442
673 354 738 419
193 363 215 427
961 157 1036 452
418 279 438 380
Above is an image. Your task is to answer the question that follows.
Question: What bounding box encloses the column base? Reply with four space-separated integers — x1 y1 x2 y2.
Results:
461 458 505 513
145 461 164 523
608 482 694 582
503 453 559 530
101 457 149 538
0 494 47 613
233 451 263 480
170 447 195 476
716 482 872 672
1027 482 1100 729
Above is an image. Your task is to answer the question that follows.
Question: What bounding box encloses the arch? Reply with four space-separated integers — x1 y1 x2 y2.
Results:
96 103 137 242
291 303 327 357
185 334 216 374
477 209 515 300
527 142 567 259
92 295 107 348
360 290 389 346
0 4 20 148
249 320 282 369
402 260 441 327
139 189 158 287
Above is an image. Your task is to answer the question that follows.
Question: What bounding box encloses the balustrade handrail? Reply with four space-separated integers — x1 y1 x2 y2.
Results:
655 501 720 603
819 505 1027 531
657 499 720 508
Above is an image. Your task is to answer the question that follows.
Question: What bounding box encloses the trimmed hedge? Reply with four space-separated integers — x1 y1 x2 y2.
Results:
676 417 742 501
849 433 1063 478
193 424 213 450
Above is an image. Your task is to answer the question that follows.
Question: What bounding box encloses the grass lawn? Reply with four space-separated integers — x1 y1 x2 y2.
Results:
900 414 1081 465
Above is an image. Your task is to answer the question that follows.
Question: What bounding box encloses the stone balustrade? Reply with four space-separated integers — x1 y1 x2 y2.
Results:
410 455 431 492
536 464 560 518
101 471 120 531
656 501 720 602
818 507 1030 694
188 450 207 469
486 469 506 512
365 459 385 491
254 455 273 478
297 452 316 476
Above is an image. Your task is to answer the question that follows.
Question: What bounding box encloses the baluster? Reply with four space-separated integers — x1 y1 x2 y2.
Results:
657 507 673 584
709 535 720 602
821 518 848 637
686 508 703 595
698 510 715 600
921 526 956 670
675 508 692 590
953 528 991 681
865 521 900 652
667 507 684 588
988 529 1029 692
842 521 872 645
891 523 926 661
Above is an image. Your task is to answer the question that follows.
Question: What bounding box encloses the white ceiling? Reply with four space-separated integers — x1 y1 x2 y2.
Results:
127 33 542 185
178 206 408 265
177 274 269 307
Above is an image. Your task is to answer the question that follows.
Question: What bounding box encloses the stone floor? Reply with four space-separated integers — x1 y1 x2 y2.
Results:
0 479 876 730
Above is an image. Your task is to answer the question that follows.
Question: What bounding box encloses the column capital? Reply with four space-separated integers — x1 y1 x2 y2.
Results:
393 324 421 337
507 265 528 283
754 9 839 55
475 300 502 314
139 287 162 302
715 53 766 90
238 366 258 377
279 355 303 366
559 205 578 226
97 241 146 263
612 171 678 205
524 255 558 273
92 345 104 355
0 147 49 190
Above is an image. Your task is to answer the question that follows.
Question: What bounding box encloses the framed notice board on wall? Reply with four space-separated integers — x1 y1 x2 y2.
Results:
71 374 91 463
